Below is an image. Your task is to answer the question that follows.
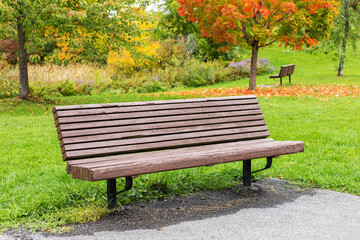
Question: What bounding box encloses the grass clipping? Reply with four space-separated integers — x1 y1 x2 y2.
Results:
1 205 109 234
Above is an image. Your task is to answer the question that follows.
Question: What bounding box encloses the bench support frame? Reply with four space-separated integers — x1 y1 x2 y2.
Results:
243 157 273 186
279 76 291 86
106 157 273 208
107 177 133 209
106 157 274 208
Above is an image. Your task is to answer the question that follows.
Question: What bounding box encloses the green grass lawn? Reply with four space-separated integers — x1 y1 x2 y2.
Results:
1 93 359 232
1 45 359 232
169 45 360 91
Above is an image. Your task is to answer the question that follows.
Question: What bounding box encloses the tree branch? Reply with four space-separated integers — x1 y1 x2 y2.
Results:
259 39 277 48
241 21 252 45
30 0 52 24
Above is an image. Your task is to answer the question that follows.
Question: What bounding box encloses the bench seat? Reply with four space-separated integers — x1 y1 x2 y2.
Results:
53 95 304 208
270 64 295 85
68 138 304 181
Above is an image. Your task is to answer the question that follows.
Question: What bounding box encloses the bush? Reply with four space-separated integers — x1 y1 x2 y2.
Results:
111 74 171 94
108 42 160 77
110 58 231 93
175 58 228 87
0 71 18 98
227 58 274 79
156 39 186 68
0 39 18 66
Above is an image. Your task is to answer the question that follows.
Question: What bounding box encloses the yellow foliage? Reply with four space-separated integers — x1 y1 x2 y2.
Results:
108 49 136 76
108 40 160 77
45 26 108 64
107 15 160 76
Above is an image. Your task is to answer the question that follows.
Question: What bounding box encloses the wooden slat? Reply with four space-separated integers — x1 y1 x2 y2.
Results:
59 116 266 140
53 95 257 113
70 141 305 181
66 138 275 173
55 104 260 126
57 109 263 132
62 125 269 153
63 131 271 160
60 120 267 146
54 99 259 119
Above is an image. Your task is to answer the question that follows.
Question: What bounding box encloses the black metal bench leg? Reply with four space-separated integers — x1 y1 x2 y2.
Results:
243 160 252 186
280 77 282 86
243 157 273 187
107 178 117 209
107 177 134 209
289 75 291 84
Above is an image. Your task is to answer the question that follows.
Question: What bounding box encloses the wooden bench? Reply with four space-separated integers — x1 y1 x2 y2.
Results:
53 95 304 209
269 64 295 85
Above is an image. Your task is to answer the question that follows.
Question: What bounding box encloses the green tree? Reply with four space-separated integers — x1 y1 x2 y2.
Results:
155 0 238 61
320 0 360 76
0 0 145 99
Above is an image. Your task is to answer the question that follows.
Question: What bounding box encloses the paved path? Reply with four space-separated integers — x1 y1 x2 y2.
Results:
2 179 360 240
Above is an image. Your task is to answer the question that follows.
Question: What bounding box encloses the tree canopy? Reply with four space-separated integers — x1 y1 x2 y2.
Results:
178 0 339 89
319 0 360 76
0 0 147 98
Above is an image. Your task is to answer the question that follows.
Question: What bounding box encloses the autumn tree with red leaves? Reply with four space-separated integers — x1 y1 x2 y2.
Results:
178 0 339 90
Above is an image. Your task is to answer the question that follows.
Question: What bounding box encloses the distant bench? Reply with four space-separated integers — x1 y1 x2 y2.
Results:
53 96 304 209
269 64 296 85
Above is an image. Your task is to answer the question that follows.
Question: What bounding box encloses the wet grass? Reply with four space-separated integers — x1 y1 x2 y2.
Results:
0 93 359 232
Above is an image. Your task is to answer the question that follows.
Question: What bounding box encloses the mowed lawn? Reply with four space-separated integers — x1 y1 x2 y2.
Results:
196 45 360 89
0 46 359 231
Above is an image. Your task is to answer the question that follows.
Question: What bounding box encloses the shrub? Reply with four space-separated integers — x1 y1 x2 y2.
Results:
29 80 58 98
227 58 274 79
156 39 186 68
177 58 228 87
110 58 231 93
108 42 160 77
0 39 18 66
0 71 18 98
59 79 77 96
111 74 170 94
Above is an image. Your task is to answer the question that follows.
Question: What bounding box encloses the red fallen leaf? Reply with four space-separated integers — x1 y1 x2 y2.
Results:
5 124 9 126
157 228 163 231
146 85 359 98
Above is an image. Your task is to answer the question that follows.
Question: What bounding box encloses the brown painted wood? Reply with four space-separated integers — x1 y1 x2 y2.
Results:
270 64 295 78
66 138 275 173
55 104 261 126
61 125 269 153
70 141 304 181
63 131 270 160
60 120 267 146
52 96 305 183
59 117 265 140
57 109 263 132
54 99 259 119
52 95 257 113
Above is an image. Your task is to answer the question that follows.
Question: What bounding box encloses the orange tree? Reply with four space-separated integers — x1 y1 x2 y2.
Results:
178 0 339 90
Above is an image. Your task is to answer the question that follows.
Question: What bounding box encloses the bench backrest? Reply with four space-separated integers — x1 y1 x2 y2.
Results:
53 95 270 161
279 64 295 77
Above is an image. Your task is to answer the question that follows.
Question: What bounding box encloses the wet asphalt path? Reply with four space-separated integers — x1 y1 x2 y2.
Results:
2 179 360 240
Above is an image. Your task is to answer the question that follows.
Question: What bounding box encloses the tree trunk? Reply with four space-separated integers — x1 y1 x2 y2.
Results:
17 21 29 99
338 0 350 77
248 41 259 90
